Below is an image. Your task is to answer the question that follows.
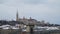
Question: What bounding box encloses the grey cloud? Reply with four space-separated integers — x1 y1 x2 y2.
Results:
24 0 48 4
0 0 47 4
0 0 8 4
0 0 60 24
0 0 4 3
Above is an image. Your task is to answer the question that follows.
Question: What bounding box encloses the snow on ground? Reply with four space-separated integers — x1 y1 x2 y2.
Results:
0 25 59 30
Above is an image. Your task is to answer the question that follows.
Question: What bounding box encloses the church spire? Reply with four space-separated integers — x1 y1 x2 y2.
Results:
16 9 19 21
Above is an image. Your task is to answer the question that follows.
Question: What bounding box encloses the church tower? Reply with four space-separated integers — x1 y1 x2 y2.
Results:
16 10 19 21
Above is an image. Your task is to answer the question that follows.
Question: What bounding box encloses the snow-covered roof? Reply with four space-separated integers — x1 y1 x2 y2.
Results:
0 25 19 29
46 27 59 30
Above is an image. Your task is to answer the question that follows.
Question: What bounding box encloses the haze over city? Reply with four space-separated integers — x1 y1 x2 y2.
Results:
0 0 60 24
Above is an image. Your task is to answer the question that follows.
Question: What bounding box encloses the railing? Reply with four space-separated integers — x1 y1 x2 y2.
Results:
33 30 60 34
0 29 60 34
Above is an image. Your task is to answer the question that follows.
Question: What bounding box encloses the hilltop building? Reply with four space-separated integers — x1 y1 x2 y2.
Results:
16 11 49 26
16 11 40 25
16 10 19 21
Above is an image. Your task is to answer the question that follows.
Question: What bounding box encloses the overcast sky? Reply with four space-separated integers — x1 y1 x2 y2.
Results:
0 0 60 24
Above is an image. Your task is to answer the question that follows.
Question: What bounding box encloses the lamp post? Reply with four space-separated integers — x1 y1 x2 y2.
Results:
0 28 2 34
